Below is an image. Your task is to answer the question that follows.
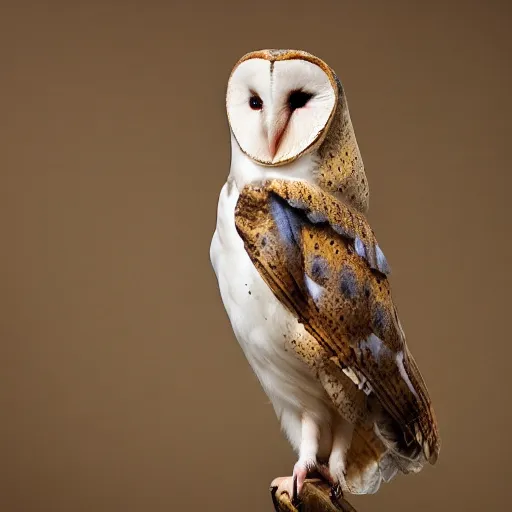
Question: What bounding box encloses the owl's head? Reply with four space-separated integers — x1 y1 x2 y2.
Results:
226 49 339 167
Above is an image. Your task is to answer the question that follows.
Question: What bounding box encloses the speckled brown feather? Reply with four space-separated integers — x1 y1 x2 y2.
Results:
315 80 369 213
234 179 440 471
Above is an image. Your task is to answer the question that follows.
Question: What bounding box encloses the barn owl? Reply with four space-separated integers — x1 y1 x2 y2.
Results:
210 49 440 505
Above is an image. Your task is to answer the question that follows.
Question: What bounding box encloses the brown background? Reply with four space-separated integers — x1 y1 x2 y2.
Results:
1 1 511 511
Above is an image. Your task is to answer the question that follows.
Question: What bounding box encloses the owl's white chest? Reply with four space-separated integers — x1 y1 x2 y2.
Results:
210 176 330 424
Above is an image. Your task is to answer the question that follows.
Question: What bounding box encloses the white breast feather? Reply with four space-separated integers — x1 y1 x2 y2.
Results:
210 135 332 451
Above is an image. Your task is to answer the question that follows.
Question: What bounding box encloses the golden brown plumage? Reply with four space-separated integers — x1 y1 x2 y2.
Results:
234 179 440 488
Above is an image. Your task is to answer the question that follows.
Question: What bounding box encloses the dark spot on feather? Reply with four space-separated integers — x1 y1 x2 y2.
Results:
372 304 388 333
310 256 329 284
314 243 319 250
327 180 332 186
340 264 359 299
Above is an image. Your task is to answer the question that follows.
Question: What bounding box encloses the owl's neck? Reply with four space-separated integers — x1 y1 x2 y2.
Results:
228 133 317 193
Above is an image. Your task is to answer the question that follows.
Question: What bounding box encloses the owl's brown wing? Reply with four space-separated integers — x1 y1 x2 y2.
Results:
234 179 440 465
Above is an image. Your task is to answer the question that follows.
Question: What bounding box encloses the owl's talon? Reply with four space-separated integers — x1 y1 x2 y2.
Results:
269 461 315 508
330 482 343 500
292 474 299 506
293 461 307 498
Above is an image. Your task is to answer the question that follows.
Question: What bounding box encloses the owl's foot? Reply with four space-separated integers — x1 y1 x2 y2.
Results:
328 417 353 504
271 459 334 506
293 457 315 498
329 474 349 510
321 463 349 509
270 473 357 512
329 463 349 491
328 458 350 509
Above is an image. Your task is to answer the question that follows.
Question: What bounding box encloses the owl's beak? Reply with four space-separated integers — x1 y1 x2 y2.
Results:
266 108 291 161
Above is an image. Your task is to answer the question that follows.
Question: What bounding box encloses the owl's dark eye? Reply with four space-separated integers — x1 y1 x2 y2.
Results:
249 95 263 110
288 90 313 111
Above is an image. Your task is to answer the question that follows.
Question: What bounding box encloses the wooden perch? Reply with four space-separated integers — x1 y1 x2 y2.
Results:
270 478 357 512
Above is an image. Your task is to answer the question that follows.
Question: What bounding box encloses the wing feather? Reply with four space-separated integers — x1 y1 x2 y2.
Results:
234 179 440 465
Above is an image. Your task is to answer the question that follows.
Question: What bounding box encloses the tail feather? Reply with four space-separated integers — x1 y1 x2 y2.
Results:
345 399 429 494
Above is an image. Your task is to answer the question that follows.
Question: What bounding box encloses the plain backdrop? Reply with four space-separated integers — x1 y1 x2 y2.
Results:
1 1 511 511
